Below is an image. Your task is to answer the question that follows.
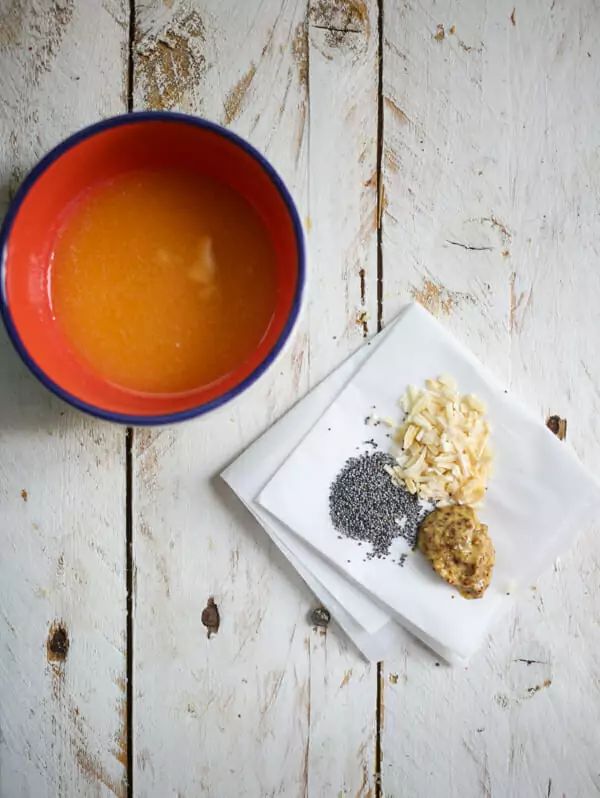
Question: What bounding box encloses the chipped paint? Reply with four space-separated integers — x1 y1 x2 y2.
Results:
483 215 512 243
527 679 552 697
384 96 411 125
136 11 206 110
384 147 400 174
457 39 482 54
292 21 309 87
339 669 353 688
113 697 128 768
411 279 456 316
355 761 373 798
137 430 167 494
378 182 388 227
291 19 309 164
223 63 257 124
75 746 125 798
0 0 75 82
356 309 369 336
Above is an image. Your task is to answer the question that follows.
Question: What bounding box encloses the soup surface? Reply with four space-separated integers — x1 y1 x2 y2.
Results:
50 169 277 394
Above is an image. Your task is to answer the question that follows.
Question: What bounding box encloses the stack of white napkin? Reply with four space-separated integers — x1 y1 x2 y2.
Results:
222 304 600 663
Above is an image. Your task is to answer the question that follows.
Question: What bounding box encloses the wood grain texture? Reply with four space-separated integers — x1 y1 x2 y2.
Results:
0 2 129 796
380 2 600 796
132 1 379 795
4 1 598 795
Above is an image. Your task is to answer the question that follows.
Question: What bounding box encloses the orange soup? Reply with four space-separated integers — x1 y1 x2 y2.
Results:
50 169 277 394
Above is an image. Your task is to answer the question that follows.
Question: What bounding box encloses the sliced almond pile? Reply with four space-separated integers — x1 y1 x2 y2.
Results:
385 375 492 505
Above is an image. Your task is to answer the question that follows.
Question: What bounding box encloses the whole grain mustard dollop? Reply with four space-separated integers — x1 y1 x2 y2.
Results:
418 505 495 599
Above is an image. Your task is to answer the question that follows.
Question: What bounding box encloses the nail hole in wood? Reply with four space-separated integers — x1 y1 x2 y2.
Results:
310 606 331 628
47 622 69 662
546 415 567 440
201 597 220 638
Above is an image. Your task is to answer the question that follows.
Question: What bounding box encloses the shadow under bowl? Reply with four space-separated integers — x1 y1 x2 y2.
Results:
0 112 305 425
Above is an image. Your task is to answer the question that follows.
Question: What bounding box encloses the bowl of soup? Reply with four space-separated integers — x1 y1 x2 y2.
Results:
0 112 305 424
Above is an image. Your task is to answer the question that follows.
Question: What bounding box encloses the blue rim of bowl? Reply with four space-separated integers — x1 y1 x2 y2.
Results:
0 111 306 426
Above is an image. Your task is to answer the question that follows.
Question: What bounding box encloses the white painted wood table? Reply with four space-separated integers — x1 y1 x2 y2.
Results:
2 1 600 796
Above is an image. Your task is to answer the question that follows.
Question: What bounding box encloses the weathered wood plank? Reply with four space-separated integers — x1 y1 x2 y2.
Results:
131 1 379 794
0 2 129 796
380 1 600 796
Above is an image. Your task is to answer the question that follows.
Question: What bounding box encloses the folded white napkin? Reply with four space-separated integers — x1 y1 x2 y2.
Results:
258 304 600 662
223 308 484 663
222 323 410 661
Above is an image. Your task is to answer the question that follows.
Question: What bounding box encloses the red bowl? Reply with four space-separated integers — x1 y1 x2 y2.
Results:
0 113 305 424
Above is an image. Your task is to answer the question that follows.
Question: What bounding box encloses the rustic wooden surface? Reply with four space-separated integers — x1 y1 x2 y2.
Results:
1 1 600 796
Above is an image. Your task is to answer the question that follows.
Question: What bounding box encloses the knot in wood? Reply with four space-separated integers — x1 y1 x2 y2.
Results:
47 622 69 662
546 415 567 440
201 597 220 638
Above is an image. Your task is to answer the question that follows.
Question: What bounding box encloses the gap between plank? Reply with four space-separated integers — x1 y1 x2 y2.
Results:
126 3 136 795
125 426 134 798
375 0 384 337
127 0 135 113
375 661 383 796
375 1 385 796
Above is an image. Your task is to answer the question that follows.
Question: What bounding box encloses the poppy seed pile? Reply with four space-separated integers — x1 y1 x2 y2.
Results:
328 451 424 558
